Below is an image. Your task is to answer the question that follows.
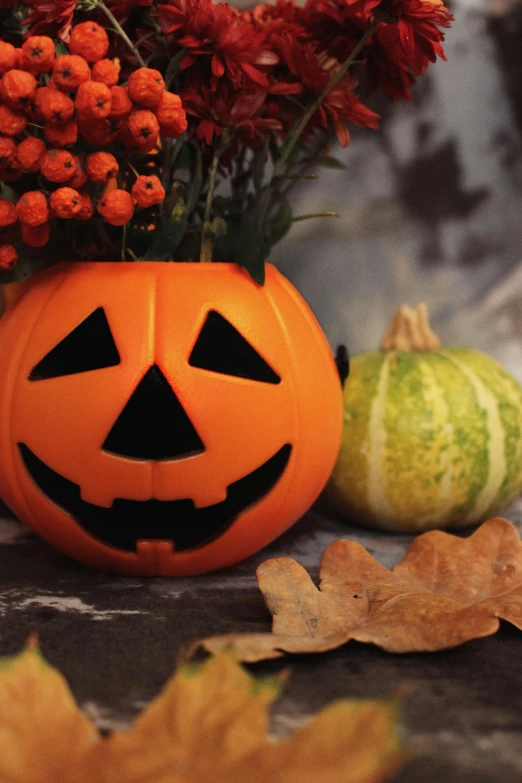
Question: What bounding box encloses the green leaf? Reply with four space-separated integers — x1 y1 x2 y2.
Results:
170 135 185 170
165 48 188 89
142 206 187 260
269 140 281 163
267 194 293 247
175 142 196 170
185 145 203 215
0 184 18 204
55 40 68 57
214 218 269 285
252 138 269 193
170 195 186 222
315 155 347 170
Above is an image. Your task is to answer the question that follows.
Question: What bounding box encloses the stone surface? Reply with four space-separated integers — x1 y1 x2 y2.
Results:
1 497 522 780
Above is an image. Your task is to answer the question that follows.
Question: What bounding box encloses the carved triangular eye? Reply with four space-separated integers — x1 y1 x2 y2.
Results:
189 311 280 384
29 308 120 381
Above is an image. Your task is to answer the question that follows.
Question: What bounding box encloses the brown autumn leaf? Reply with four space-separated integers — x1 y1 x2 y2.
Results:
0 644 407 783
188 517 522 662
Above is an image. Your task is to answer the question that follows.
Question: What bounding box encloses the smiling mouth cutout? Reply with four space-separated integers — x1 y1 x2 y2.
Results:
18 443 292 552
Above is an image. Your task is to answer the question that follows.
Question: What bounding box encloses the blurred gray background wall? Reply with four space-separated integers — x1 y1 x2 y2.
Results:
265 0 522 381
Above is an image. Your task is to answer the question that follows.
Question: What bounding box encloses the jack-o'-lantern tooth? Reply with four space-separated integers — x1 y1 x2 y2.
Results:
79 485 114 509
191 486 228 510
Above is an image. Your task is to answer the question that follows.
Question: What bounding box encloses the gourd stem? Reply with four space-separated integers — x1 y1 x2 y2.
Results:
380 303 441 352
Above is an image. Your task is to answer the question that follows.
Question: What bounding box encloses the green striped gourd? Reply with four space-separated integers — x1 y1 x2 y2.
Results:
327 303 522 532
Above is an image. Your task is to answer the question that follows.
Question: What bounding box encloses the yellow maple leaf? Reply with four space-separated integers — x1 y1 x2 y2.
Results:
0 639 99 782
0 643 406 783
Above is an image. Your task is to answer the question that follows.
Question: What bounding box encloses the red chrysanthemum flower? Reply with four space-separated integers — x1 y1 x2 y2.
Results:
245 0 311 45
159 0 278 89
304 0 452 97
373 0 453 75
156 0 197 38
302 0 365 64
270 36 379 145
23 0 77 42
182 79 282 147
105 0 153 25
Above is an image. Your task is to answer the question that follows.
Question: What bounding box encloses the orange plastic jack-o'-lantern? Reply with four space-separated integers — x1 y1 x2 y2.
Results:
0 262 343 576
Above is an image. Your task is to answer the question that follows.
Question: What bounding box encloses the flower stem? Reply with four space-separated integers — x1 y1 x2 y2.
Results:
291 211 339 222
94 0 146 67
200 132 232 262
203 152 221 227
279 18 380 169
257 17 380 232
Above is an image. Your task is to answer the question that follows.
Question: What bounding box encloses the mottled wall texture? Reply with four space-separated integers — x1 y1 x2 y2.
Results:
266 0 522 382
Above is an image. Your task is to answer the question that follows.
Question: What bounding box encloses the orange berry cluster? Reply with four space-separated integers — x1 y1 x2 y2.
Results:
0 22 187 269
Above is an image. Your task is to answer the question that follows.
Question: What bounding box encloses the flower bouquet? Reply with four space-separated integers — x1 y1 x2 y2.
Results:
0 0 452 283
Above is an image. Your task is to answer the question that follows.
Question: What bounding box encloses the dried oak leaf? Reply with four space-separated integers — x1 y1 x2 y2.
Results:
190 517 522 662
0 643 406 783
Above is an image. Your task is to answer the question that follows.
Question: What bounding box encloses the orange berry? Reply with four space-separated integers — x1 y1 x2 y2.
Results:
135 135 160 154
127 109 159 147
16 137 46 172
109 85 132 120
50 186 82 219
36 86 75 123
21 36 55 73
75 80 112 120
92 58 120 87
40 148 75 182
78 116 117 146
53 55 90 92
98 189 134 226
0 199 17 227
118 122 158 152
127 68 165 108
0 105 27 136
1 70 37 111
86 151 119 183
155 91 187 138
0 137 16 167
44 120 78 148
159 117 187 138
16 191 49 226
70 22 109 63
0 244 17 270
21 221 50 247
77 191 93 220
0 42 16 75
132 175 165 208
68 154 87 188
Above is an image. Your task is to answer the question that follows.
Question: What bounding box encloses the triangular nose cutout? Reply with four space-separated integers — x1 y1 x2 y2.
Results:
103 365 205 461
